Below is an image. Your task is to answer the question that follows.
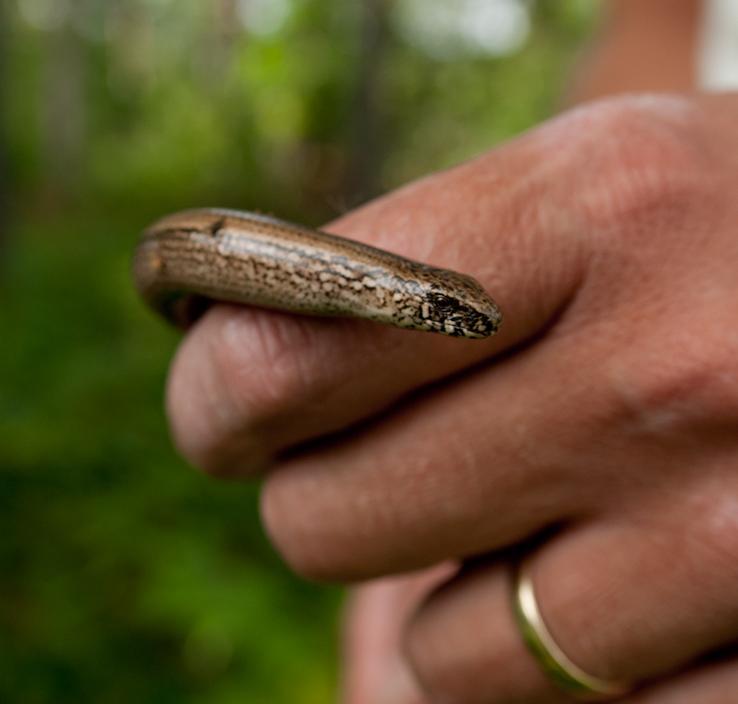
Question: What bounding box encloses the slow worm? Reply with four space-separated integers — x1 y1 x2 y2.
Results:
133 208 502 339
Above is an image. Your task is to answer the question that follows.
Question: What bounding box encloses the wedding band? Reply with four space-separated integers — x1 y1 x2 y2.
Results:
513 558 635 701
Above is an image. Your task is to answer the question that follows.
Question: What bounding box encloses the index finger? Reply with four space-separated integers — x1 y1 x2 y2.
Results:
166 110 594 476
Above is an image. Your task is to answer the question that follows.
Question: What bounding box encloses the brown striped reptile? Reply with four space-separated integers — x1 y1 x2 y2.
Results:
133 208 502 339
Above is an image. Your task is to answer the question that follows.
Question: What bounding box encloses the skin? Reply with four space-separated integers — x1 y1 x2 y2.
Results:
165 2 738 702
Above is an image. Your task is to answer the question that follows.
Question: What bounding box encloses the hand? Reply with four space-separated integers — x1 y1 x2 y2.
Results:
166 93 738 703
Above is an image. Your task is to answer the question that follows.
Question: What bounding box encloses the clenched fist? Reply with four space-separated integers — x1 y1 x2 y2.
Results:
167 94 738 703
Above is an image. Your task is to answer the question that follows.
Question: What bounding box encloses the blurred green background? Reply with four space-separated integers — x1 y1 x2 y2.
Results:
0 1 595 702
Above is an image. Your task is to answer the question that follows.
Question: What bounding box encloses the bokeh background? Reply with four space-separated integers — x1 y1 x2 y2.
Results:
0 1 595 702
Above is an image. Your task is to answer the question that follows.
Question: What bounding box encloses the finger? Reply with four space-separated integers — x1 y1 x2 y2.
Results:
166 99 641 474
260 240 738 583
260 313 607 581
402 489 738 703
342 566 453 704
404 559 567 704
626 654 738 703
169 97 713 478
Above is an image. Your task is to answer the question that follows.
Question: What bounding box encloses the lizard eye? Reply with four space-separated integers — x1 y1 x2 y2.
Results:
426 291 463 314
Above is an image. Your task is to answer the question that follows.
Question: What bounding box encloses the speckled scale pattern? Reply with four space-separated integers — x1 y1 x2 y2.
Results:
132 208 502 339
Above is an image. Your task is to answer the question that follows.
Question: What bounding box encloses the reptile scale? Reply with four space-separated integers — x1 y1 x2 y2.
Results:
133 208 502 339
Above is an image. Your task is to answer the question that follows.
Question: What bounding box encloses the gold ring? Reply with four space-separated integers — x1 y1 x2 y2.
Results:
513 558 635 701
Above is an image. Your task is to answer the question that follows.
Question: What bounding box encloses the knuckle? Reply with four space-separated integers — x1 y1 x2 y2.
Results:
404 614 462 703
403 600 496 704
264 531 340 583
563 95 715 229
612 333 738 435
211 305 321 419
166 325 232 474
260 476 359 583
166 305 322 476
690 489 738 580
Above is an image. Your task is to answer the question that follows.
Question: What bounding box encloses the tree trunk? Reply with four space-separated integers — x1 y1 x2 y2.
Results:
346 0 390 206
40 22 86 203
0 0 9 248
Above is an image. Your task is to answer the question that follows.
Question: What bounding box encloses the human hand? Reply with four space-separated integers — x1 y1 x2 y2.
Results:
167 93 738 702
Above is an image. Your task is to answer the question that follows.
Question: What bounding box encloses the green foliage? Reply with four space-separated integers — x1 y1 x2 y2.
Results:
1 1 595 701
0 215 340 703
